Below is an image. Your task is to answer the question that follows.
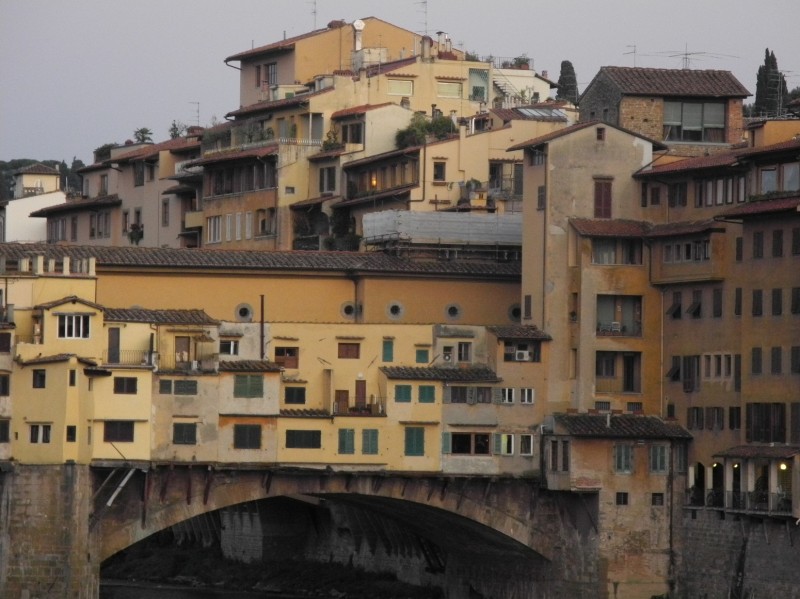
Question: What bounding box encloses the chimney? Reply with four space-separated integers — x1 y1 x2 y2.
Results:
421 36 433 61
352 19 365 52
542 70 548 79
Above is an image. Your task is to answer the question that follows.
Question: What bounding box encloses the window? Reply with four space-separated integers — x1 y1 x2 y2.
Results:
729 407 741 430
340 122 364 144
594 179 612 219
113 377 137 394
614 444 633 473
752 289 763 317
448 432 491 455
69 369 76 387
792 346 800 375
772 289 783 316
206 215 221 243
616 492 629 506
596 352 615 378
627 401 643 413
713 288 723 318
418 385 435 403
686 290 702 319
652 493 665 506
0 374 8 396
560 440 570 471
746 403 785 443
99 174 108 195
415 348 429 364
457 342 472 362
159 380 172 394
501 388 515 404
666 291 682 319
319 166 336 193
104 421 134 442
520 434 533 456
58 314 90 339
133 162 145 186
161 199 170 227
382 339 394 362
0 420 10 443
475 387 492 404
682 356 700 392
524 295 532 320
663 101 725 142
395 384 412 403
274 347 298 369
433 161 446 182
30 424 52 444
387 79 413 96
734 288 742 316
437 82 462 98
338 428 355 454
735 237 743 261
32 369 46 389
495 434 514 456
338 343 360 359
520 388 535 404
772 230 784 257
537 185 546 210
793 288 800 314
751 347 762 375
668 182 687 207
233 375 263 398
285 387 306 404
753 231 764 259
219 339 239 355
0 332 10 353
362 429 379 455
404 427 425 456
174 380 198 395
793 228 800 256
595 401 612 411
173 423 197 445
650 186 660 206
596 126 606 141
234 424 261 449
449 386 468 403
771 347 782 375
649 445 668 473
286 429 321 449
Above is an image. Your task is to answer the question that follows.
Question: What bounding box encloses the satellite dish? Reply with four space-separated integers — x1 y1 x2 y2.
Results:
352 19 365 31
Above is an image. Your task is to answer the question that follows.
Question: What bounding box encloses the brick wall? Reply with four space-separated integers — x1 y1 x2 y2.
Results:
619 96 664 141
680 509 800 598
0 464 99 598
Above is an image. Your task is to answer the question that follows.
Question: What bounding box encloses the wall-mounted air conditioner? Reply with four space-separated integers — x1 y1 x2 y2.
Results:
515 350 531 361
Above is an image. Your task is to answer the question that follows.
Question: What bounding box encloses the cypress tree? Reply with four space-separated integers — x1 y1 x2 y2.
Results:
556 60 579 103
754 48 789 117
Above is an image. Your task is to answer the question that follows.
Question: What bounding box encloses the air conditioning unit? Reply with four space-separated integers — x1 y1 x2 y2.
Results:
191 360 199 371
515 350 531 361
443 353 452 362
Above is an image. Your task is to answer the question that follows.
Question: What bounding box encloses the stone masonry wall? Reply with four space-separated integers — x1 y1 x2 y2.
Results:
680 508 800 599
0 464 99 599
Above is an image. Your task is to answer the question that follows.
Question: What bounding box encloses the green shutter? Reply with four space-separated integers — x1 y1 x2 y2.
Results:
493 433 502 455
441 432 451 454
492 388 502 404
233 375 247 397
405 427 424 456
467 387 476 405
396 384 411 402
362 429 378 455
250 375 263 398
382 339 394 362
339 429 354 454
419 385 435 403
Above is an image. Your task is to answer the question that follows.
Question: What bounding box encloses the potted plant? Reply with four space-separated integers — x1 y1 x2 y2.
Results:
128 223 144 245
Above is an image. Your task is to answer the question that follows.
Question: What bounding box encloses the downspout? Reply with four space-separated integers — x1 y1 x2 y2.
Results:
346 269 362 323
260 294 265 360
540 146 548 326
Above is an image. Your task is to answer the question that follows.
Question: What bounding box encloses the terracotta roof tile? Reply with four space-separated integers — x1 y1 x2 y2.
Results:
716 195 800 219
19 353 97 367
713 445 800 460
29 194 121 217
486 325 551 341
104 308 218 325
554 413 692 439
570 218 652 238
219 360 282 373
333 185 415 208
331 103 393 119
0 243 521 278
645 219 725 238
380 365 500 382
113 137 201 163
365 56 418 78
187 144 278 167
280 408 330 417
34 295 103 311
290 195 341 209
507 121 596 151
591 66 750 98
225 88 334 119
13 162 59 176
225 24 333 62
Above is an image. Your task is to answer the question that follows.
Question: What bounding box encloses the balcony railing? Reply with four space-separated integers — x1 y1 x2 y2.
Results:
333 396 386 416
595 377 641 394
158 351 219 373
102 349 155 366
687 488 793 515
596 322 642 337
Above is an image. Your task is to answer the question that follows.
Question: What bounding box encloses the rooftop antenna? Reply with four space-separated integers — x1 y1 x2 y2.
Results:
648 46 739 70
416 0 428 36
189 101 200 126
309 0 317 29
624 44 637 67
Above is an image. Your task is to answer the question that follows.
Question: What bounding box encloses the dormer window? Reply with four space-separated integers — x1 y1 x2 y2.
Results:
57 314 90 339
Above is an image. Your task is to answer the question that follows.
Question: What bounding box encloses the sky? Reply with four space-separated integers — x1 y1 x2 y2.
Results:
1 0 798 165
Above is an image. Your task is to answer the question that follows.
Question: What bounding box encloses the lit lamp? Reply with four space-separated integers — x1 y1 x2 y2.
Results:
780 463 788 471
370 173 377 189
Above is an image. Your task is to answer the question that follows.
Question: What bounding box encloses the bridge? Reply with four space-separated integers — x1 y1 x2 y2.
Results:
1 463 600 599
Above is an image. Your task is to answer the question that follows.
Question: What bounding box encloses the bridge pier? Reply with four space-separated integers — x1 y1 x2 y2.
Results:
0 463 99 599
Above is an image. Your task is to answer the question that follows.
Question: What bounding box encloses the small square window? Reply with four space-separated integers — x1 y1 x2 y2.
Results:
415 348 430 364
651 492 665 506
616 492 629 506
32 369 46 389
173 423 197 445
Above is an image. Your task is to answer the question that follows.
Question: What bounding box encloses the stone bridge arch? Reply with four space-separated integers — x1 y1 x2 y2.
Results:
95 466 566 565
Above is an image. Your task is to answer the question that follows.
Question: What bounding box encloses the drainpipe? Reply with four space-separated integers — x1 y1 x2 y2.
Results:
346 269 362 323
260 294 265 360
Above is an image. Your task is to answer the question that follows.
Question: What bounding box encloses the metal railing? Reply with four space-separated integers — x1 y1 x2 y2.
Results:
688 489 793 515
102 349 154 366
333 396 386 416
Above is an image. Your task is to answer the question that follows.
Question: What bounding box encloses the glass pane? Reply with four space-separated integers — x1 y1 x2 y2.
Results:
703 103 725 127
682 103 702 129
663 102 682 125
782 163 799 191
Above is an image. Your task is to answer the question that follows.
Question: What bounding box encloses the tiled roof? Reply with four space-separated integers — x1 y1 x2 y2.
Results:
507 121 596 151
593 66 750 98
161 183 196 195
554 413 692 439
715 195 800 219
34 295 103 311
0 242 521 278
104 308 218 325
331 103 393 119
307 148 347 162
635 138 800 178
380 365 500 382
333 185 415 208
225 88 334 119
18 353 97 367
713 445 800 460
343 145 422 169
29 194 121 217
113 137 201 163
187 144 278 167
646 219 725 238
13 162 59 176
365 56 418 78
290 195 341 209
224 24 333 62
280 408 330 417
486 325 551 341
570 218 652 238
219 360 282 373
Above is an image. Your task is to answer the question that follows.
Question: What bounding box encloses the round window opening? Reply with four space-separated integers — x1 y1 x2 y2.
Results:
387 302 404 319
235 303 253 322
509 304 522 322
445 303 461 320
341 302 357 318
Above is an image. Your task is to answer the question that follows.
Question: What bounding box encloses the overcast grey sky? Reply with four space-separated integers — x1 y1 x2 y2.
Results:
1 0 798 164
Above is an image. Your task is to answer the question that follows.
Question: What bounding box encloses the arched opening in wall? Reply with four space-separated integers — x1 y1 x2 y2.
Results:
99 489 550 598
691 462 705 506
709 462 724 507
731 462 743 508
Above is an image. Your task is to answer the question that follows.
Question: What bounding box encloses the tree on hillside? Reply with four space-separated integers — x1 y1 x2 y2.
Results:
754 48 789 117
133 127 154 143
556 60 578 103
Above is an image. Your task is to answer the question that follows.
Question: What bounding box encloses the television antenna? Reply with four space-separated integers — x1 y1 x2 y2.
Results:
309 0 317 30
650 44 739 69
624 44 637 67
416 0 429 36
189 101 200 126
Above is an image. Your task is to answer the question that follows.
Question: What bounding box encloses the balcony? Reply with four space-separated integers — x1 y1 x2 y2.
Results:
158 351 219 373
102 349 156 367
685 488 793 516
596 321 642 337
594 376 641 394
333 395 386 417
